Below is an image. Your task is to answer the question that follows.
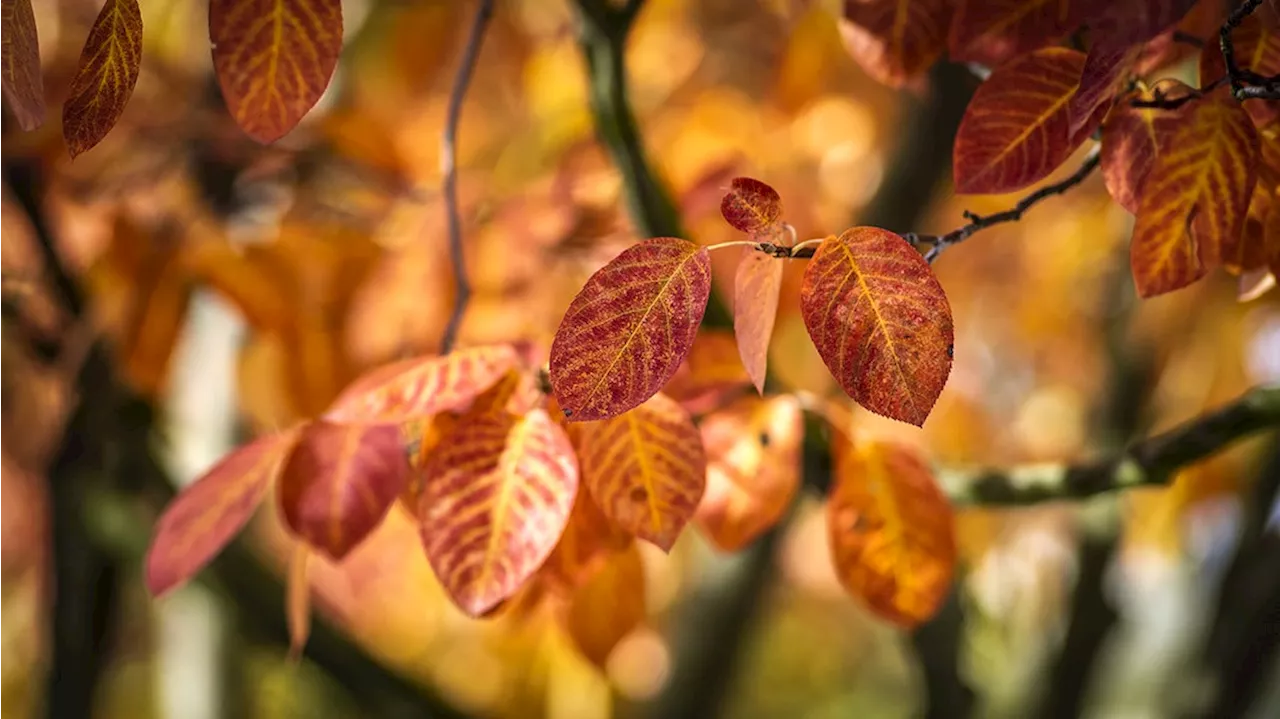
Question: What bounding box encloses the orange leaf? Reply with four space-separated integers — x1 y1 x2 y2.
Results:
1 0 45 131
576 393 706 551
949 0 1089 66
661 329 752 409
61 0 142 158
563 542 646 668
1200 9 1280 125
550 238 712 422
733 247 783 395
209 0 344 143
286 543 310 660
838 0 953 87
953 48 1089 194
145 430 298 596
827 437 956 627
800 228 954 427
720 177 783 234
1130 89 1259 297
1100 85 1186 212
696 395 802 552
541 484 631 593
324 345 522 424
277 421 410 561
418 408 578 617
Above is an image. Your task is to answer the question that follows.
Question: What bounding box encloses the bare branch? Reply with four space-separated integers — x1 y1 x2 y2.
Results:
1221 0 1280 101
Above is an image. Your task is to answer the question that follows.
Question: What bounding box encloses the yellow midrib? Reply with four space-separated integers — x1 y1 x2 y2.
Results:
625 412 663 535
837 240 919 418
476 416 526 596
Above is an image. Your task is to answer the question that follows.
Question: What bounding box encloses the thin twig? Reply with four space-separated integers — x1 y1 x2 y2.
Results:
439 0 495 354
1221 0 1280 101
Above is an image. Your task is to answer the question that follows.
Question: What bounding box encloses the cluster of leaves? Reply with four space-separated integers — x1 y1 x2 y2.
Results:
1 0 342 155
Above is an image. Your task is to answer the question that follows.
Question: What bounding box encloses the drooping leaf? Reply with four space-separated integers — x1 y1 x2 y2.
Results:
1130 89 1259 297
827 437 956 627
209 0 344 143
324 345 521 424
277 420 410 561
540 484 631 593
62 0 143 158
146 430 298 596
1100 84 1187 212
563 542 646 668
576 393 706 552
1200 9 1280 125
1068 43 1141 137
734 247 784 395
1 0 45 131
800 228 954 427
286 543 310 659
550 238 712 422
949 0 1089 66
953 48 1089 194
720 177 783 234
837 0 953 87
695 395 802 552
418 408 578 617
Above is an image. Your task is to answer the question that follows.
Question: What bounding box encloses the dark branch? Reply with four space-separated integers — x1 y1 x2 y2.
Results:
1221 0 1280 101
1129 76 1227 110
439 0 495 354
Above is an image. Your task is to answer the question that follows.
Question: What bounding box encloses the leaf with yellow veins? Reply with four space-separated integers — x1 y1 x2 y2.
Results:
2 0 45 131
62 0 143 158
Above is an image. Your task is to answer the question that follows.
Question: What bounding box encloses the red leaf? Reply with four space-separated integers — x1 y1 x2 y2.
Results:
837 0 953 87
720 177 783 234
1200 9 1280 125
950 0 1090 66
1 0 45 131
1100 84 1187 212
278 421 410 561
145 430 298 596
1089 0 1199 48
733 247 784 394
953 48 1089 194
550 238 712 422
62 0 143 157
800 228 953 427
209 0 344 143
1068 43 1141 137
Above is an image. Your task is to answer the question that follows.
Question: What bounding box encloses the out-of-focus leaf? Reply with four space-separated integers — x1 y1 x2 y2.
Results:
1 0 45 131
661 329 752 409
540 483 631 593
563 542 646 668
1100 84 1186 212
287 543 310 659
1089 0 1199 48
62 0 143 157
1200 8 1280 124
949 0 1088 66
837 0 953 87
550 238 712 422
720 176 783 234
800 228 953 427
733 248 784 395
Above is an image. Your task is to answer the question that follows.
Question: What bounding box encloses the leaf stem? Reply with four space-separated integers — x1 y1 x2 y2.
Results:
703 240 758 253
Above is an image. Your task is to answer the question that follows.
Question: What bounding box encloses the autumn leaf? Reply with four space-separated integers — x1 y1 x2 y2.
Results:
62 0 143 158
563 542 646 668
324 345 522 424
576 393 706 551
949 0 1089 67
1130 89 1259 297
837 0 953 88
1200 9 1280 125
720 177 783 234
145 430 298 596
277 420 410 561
418 408 578 617
1068 43 1141 137
1226 180 1276 273
661 329 752 409
550 238 712 422
828 437 956 627
287 543 311 659
800 228 953 427
1 0 45 131
209 0 344 144
734 247 784 395
1100 85 1187 212
1089 0 1199 49
953 48 1089 194
540 484 631 593
696 395 802 552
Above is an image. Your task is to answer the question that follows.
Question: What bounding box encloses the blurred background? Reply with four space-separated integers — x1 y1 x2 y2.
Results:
3 0 1279 718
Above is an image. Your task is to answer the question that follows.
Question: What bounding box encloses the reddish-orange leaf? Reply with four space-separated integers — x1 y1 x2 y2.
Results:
949 0 1089 66
720 177 782 234
953 48 1088 194
277 421 410 561
1130 89 1259 297
145 430 297 596
286 543 310 660
1100 85 1187 212
209 0 343 143
324 345 521 424
1 0 45 131
61 0 143 158
800 228 954 427
733 247 784 395
576 393 706 552
540 484 631 593
827 437 956 627
550 238 712 422
661 329 752 409
695 395 802 552
1226 179 1276 273
837 0 953 87
1068 43 1141 137
418 408 578 617
564 542 646 668
1200 10 1280 125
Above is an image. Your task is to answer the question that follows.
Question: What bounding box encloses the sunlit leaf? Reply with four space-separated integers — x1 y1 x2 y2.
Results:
278 420 410 561
563 542 646 668
720 177 783 234
209 0 344 143
1100 84 1187 212
419 408 578 617
1130 89 1259 297
953 48 1089 194
62 0 143 158
324 345 522 424
837 0 953 87
1200 9 1280 125
550 238 712 422
576 393 706 551
800 228 953 427
949 0 1088 66
146 430 298 596
734 248 784 395
1 0 45 131
696 395 802 552
828 437 956 627
287 543 310 659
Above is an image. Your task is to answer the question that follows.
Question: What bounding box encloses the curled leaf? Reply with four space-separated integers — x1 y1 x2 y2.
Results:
62 0 143 157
